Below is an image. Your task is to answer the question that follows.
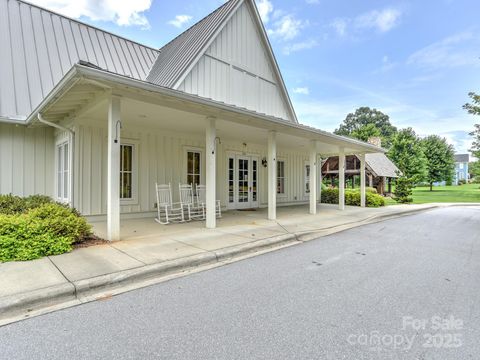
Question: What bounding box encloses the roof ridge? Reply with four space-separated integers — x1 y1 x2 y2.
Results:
16 0 160 53
158 0 237 53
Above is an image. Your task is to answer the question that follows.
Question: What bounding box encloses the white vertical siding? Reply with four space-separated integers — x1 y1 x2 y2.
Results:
74 122 310 216
177 2 293 122
0 123 54 197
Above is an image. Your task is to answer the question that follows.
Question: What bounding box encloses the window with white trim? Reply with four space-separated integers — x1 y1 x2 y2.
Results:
186 150 202 189
56 142 69 202
277 160 285 194
120 144 134 200
305 163 310 195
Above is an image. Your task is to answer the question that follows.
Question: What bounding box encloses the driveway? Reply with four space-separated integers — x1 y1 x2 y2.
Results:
0 206 479 359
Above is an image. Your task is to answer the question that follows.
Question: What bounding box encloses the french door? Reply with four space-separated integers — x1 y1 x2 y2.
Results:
227 154 259 209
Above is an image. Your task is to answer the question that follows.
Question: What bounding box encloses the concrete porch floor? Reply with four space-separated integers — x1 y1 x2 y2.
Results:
89 204 404 266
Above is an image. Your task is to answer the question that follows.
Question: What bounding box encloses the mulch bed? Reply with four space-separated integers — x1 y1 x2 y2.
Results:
74 235 109 248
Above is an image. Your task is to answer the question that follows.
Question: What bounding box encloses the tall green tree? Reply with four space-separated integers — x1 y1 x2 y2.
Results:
334 107 397 147
469 161 480 180
388 128 427 183
350 123 382 143
463 92 480 158
421 135 455 191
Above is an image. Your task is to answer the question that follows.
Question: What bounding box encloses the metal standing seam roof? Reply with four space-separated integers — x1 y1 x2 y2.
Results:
146 0 242 88
365 153 401 178
0 0 159 121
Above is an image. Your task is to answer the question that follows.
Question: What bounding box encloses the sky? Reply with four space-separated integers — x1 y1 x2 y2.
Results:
29 0 480 154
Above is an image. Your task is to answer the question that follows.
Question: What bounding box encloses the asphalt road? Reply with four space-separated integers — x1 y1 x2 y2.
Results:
1 207 479 360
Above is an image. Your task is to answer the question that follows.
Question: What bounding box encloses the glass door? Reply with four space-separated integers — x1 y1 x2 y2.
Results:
227 154 259 210
236 156 250 209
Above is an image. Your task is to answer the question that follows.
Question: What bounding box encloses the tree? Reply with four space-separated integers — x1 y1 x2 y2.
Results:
350 123 382 143
470 161 480 180
387 128 427 183
421 135 455 191
334 107 397 147
463 92 480 158
394 176 414 203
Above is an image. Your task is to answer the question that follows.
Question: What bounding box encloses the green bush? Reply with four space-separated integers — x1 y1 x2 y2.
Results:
0 196 91 262
457 179 466 185
321 188 385 207
0 194 54 215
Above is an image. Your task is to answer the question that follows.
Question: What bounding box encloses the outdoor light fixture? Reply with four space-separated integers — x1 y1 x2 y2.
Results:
114 120 122 143
262 157 268 167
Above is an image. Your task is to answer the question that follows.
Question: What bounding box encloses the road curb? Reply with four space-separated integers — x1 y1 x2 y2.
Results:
0 283 76 319
1 203 471 324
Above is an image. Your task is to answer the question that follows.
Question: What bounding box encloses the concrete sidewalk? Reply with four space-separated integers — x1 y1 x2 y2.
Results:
0 202 473 324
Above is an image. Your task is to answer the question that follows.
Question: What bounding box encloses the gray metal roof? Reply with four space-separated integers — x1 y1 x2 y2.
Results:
365 153 401 178
0 0 159 121
146 0 242 88
454 154 469 163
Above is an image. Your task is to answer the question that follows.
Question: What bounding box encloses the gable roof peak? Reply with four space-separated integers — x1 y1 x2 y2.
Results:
146 0 244 88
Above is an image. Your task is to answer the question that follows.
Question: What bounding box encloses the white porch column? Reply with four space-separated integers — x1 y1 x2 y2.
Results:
359 153 366 208
267 130 277 220
107 95 121 241
318 156 322 204
205 117 217 229
338 148 345 210
309 140 317 215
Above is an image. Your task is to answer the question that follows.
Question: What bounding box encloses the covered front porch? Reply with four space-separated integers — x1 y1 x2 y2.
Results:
34 64 382 241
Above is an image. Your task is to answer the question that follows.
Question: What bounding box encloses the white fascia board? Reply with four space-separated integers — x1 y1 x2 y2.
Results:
25 63 384 154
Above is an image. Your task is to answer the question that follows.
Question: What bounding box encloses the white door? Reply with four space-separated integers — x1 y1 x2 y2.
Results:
227 154 259 209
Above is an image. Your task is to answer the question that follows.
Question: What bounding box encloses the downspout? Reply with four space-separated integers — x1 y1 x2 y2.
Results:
37 113 76 208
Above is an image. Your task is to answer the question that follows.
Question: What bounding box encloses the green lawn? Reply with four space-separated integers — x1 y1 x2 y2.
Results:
385 183 480 205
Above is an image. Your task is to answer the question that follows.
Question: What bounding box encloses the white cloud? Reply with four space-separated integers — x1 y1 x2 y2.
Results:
283 39 317 55
330 18 348 37
28 0 153 29
268 15 306 41
354 8 402 32
168 14 193 28
256 0 273 23
328 8 401 37
293 87 310 95
407 31 480 69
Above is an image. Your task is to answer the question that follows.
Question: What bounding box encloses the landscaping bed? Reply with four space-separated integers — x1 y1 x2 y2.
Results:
321 187 385 207
0 195 92 262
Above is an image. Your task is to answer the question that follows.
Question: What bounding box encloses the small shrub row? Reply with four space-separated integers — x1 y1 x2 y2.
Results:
0 195 91 262
321 188 385 207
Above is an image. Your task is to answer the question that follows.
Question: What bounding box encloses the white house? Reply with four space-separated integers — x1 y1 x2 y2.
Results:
0 0 382 241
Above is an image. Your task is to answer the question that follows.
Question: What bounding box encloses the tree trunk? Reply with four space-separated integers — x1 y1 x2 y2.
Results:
430 182 433 191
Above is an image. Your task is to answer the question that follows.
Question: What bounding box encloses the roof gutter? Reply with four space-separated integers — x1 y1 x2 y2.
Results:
22 63 384 153
73 65 384 153
25 67 81 126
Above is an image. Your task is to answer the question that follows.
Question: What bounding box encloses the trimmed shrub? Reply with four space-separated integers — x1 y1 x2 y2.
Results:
458 179 466 185
394 176 413 204
0 196 91 262
321 188 385 207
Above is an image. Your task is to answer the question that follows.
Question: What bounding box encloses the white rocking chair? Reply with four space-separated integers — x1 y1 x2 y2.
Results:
195 184 222 219
179 184 205 221
155 183 185 225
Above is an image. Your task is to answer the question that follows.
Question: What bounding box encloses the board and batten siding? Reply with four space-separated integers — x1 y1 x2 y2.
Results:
0 123 54 197
74 123 313 217
177 2 293 122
